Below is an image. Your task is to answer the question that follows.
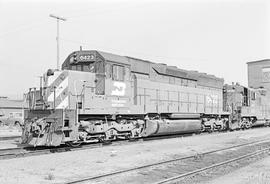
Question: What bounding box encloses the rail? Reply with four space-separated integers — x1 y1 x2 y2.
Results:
155 148 270 184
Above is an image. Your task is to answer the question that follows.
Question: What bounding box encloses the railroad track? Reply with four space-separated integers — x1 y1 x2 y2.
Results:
0 135 21 141
154 148 270 184
0 131 210 160
0 143 104 160
0 146 71 160
0 129 267 160
0 147 24 158
0 128 267 160
62 138 270 184
0 135 163 160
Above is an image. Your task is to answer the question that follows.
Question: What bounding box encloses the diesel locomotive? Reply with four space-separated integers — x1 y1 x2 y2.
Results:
21 50 270 147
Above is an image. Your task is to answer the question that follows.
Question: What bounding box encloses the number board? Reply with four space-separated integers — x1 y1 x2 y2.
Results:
77 54 95 62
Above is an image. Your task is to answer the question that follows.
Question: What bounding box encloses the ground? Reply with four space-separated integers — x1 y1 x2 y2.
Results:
0 128 270 184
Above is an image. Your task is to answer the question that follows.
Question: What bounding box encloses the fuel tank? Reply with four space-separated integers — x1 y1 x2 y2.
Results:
141 119 201 137
252 119 267 127
168 113 200 119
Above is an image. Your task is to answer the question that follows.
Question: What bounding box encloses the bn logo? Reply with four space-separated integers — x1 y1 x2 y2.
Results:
111 81 126 96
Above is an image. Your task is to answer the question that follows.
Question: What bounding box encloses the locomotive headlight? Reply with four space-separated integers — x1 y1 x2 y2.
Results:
47 69 55 76
70 53 77 64
73 54 77 62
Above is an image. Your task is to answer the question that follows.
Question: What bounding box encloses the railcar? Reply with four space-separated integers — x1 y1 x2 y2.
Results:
21 50 270 147
223 83 270 130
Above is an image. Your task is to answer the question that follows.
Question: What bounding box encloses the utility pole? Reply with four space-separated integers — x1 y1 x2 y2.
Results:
49 14 66 70
37 76 43 101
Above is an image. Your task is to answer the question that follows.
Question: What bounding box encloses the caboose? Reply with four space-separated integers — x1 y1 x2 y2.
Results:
22 50 233 146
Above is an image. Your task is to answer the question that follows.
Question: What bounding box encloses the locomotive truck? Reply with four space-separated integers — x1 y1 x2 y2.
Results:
22 50 270 147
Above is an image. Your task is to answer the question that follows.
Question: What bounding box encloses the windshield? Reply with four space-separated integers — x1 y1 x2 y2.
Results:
70 63 95 73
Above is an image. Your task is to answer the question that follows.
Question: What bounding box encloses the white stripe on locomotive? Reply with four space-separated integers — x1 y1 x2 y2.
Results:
47 71 61 86
48 77 69 102
56 96 69 109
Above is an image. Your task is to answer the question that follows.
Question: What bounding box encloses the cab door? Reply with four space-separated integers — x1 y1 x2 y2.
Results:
108 64 132 111
112 64 126 95
95 60 105 95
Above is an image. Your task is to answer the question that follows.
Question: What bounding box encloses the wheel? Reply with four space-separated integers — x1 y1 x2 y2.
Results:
14 121 21 127
102 140 112 145
128 137 138 142
245 122 251 129
65 141 82 147
97 137 112 145
201 125 206 132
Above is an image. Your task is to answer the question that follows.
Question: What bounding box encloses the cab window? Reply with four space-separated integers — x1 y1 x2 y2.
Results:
105 63 112 78
95 60 104 74
125 67 130 81
112 65 125 81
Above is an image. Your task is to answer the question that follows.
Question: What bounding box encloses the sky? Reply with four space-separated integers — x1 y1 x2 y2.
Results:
0 0 269 99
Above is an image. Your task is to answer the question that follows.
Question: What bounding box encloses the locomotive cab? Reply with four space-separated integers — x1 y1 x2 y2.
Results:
60 50 134 113
63 50 106 95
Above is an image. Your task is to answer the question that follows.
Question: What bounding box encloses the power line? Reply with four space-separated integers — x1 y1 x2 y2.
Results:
49 14 67 70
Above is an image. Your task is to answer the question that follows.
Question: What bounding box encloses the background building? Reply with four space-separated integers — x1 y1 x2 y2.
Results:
247 59 270 91
0 96 27 125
